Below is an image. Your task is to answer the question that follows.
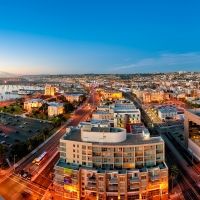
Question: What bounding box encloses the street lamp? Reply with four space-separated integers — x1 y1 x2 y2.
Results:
13 155 17 170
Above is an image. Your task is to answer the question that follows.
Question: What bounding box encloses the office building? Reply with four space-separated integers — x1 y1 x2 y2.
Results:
184 109 200 161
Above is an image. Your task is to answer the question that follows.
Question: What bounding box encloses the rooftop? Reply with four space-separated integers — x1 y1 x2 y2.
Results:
62 128 163 146
187 108 200 117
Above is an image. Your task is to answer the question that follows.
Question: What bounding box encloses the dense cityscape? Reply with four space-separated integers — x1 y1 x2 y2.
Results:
1 1 200 200
0 72 200 200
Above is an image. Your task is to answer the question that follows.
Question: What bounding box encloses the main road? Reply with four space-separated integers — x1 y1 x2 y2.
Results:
0 88 100 200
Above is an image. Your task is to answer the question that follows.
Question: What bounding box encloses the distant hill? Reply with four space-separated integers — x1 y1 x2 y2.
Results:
0 71 18 78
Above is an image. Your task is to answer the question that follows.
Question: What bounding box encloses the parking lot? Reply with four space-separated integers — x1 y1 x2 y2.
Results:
0 113 53 147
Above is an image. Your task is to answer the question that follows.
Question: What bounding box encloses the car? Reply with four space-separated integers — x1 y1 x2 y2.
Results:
27 174 33 180
14 139 20 142
4 123 8 125
4 135 9 138
36 129 39 132
16 119 19 122
12 123 16 126
19 125 24 128
1 141 5 144
1 133 5 137
8 144 12 148
19 170 25 176
24 122 27 125
15 131 19 133
0 130 2 133
39 121 42 123
28 130 32 132
22 172 28 178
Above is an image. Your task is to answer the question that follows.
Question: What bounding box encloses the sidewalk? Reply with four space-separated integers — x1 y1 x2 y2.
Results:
42 186 62 200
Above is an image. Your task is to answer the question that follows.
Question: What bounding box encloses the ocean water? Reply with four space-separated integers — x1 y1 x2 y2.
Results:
0 85 44 101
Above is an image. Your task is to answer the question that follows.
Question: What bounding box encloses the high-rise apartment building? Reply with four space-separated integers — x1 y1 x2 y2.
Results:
53 125 168 200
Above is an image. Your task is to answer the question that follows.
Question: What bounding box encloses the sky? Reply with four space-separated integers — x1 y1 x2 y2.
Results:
1 0 200 75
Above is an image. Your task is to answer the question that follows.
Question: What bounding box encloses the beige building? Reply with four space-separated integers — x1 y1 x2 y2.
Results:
103 90 123 100
53 126 168 200
184 109 200 161
143 90 169 103
64 93 82 103
48 102 64 117
45 84 55 96
92 111 113 121
24 98 43 111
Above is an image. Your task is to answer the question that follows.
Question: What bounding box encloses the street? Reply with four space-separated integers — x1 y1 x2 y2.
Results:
0 89 99 200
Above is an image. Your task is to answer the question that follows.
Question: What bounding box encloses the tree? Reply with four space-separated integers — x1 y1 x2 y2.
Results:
170 165 179 193
0 144 8 165
27 144 33 152
63 102 74 113
39 103 49 114
41 127 49 141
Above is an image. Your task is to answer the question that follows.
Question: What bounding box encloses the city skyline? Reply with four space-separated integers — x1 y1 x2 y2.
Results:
1 1 200 75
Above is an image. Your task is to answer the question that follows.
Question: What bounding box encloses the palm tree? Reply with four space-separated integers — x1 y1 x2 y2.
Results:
27 144 33 152
0 144 8 165
41 127 49 141
170 165 179 193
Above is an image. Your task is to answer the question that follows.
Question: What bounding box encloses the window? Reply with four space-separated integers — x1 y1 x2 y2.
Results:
73 154 75 158
77 155 79 158
77 144 79 148
73 144 75 147
73 160 75 163
73 149 75 152
141 175 146 180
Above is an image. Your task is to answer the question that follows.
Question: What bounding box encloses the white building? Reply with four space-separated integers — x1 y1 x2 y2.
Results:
24 98 43 111
113 103 141 128
48 102 64 117
157 106 177 120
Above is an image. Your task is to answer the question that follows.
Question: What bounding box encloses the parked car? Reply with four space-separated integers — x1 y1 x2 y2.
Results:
4 135 9 138
14 139 20 142
27 174 33 180
19 170 25 176
1 141 5 144
22 172 28 178
15 131 19 133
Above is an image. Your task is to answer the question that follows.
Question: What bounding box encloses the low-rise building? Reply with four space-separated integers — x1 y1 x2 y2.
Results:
48 102 64 117
45 84 55 96
114 103 141 128
92 111 113 121
24 98 43 111
157 106 177 120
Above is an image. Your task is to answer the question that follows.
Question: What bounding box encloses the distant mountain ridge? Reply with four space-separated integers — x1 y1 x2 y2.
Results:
0 71 19 78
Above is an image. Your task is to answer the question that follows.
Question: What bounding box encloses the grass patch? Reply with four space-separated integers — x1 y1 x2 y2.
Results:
0 105 24 114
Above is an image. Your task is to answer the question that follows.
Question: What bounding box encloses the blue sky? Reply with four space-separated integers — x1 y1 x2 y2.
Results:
1 0 200 75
